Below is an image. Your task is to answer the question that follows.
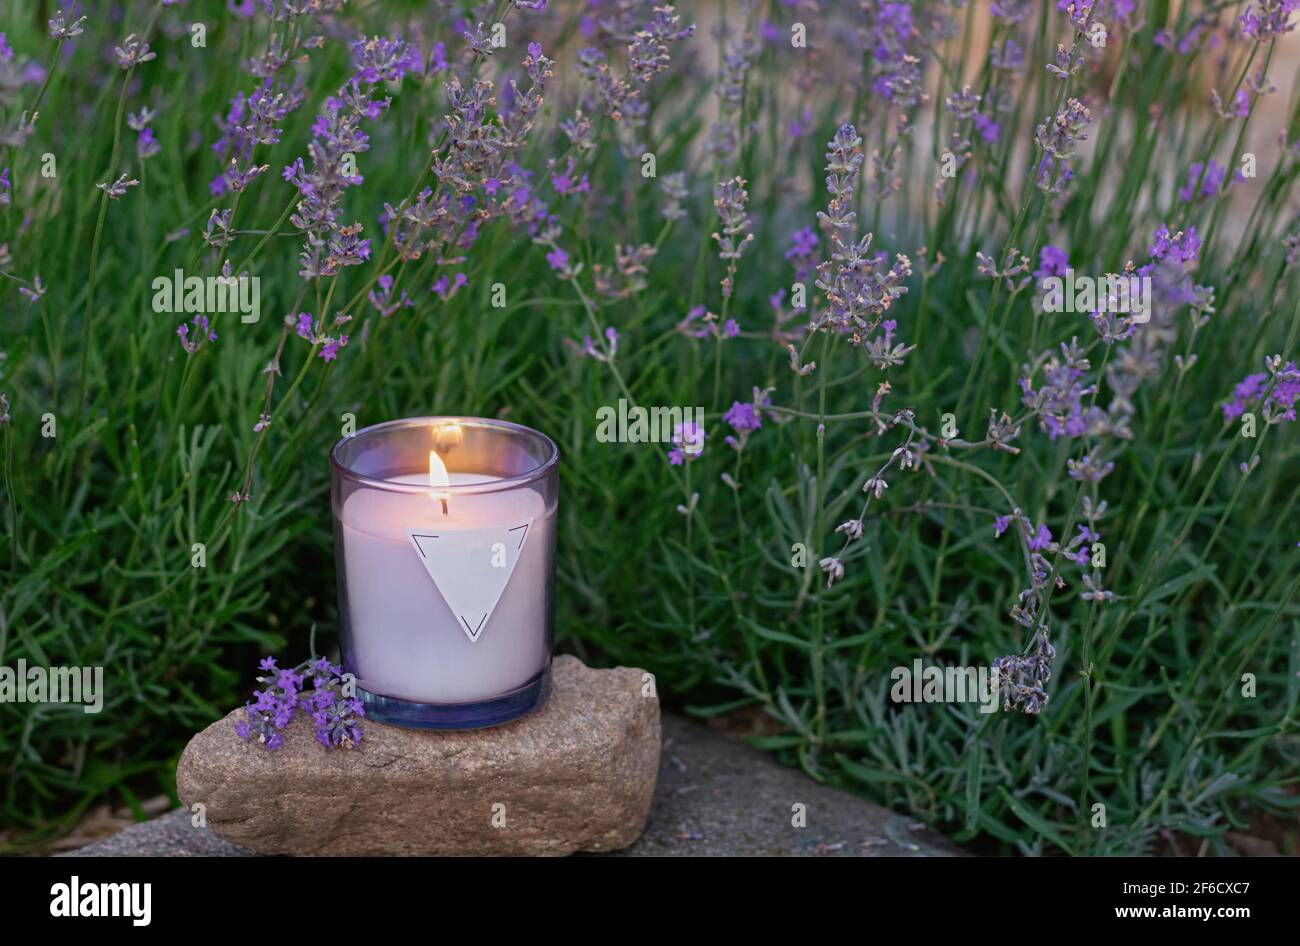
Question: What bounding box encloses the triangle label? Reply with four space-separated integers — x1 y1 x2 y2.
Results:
405 518 532 643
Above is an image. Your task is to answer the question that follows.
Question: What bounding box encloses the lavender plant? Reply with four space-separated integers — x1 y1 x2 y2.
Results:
235 655 364 751
1 0 1299 857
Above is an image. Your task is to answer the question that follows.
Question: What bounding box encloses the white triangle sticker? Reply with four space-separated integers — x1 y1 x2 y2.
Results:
405 519 532 643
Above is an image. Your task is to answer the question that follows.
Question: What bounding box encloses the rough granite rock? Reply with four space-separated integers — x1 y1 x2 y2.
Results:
80 714 964 857
175 655 660 855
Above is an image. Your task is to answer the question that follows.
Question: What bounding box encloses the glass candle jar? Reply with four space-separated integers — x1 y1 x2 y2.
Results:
330 417 559 729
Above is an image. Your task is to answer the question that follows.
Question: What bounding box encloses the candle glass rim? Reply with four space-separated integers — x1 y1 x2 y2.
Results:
330 416 560 495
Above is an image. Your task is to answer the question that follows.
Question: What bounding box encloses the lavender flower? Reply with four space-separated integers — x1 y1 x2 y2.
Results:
724 401 762 433
993 630 1055 714
712 177 753 299
546 245 579 279
96 174 140 199
812 124 913 341
350 35 421 84
1019 338 1097 440
1034 98 1091 193
310 690 366 749
865 0 926 107
1148 224 1200 263
709 37 757 159
285 78 389 278
1222 356 1300 423
114 34 155 70
594 244 656 299
176 314 217 355
136 127 160 161
659 171 688 221
627 5 695 83
18 275 45 303
569 326 620 365
667 419 705 465
403 45 553 260
1239 0 1299 40
1177 160 1226 201
319 335 349 362
49 10 88 41
236 654 363 751
1035 245 1069 280
785 226 819 283
432 272 468 301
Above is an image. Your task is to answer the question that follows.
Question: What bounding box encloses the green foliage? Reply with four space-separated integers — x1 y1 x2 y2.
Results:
1 1 1298 855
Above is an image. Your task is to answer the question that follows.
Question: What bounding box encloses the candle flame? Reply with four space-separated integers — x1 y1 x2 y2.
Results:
428 450 450 514
427 450 450 489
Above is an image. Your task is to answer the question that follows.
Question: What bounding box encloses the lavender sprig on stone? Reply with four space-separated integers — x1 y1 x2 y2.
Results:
235 655 364 751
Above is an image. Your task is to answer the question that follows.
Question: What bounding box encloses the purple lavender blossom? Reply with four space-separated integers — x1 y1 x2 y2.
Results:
866 1 925 107
667 419 705 465
550 156 591 196
177 314 217 355
1026 523 1053 551
712 177 753 299
1239 0 1299 40
973 111 1001 143
1035 245 1069 279
1177 160 1226 201
724 401 762 432
1222 359 1300 422
1034 99 1091 194
788 107 814 139
18 275 45 303
1020 339 1097 440
1148 224 1201 263
813 123 913 341
96 174 139 199
48 10 88 41
286 78 390 278
236 654 363 751
627 5 695 83
572 326 619 364
136 127 160 160
785 226 819 283
369 275 412 318
350 36 421 84
546 246 571 272
113 34 155 70
432 272 468 301
319 334 349 362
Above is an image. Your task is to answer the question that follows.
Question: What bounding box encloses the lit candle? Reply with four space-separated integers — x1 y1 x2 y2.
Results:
331 418 559 729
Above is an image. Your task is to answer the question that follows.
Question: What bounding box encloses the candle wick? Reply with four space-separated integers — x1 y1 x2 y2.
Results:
440 497 449 515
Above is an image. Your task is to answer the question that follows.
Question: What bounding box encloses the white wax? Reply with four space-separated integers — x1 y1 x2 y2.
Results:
339 472 552 703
